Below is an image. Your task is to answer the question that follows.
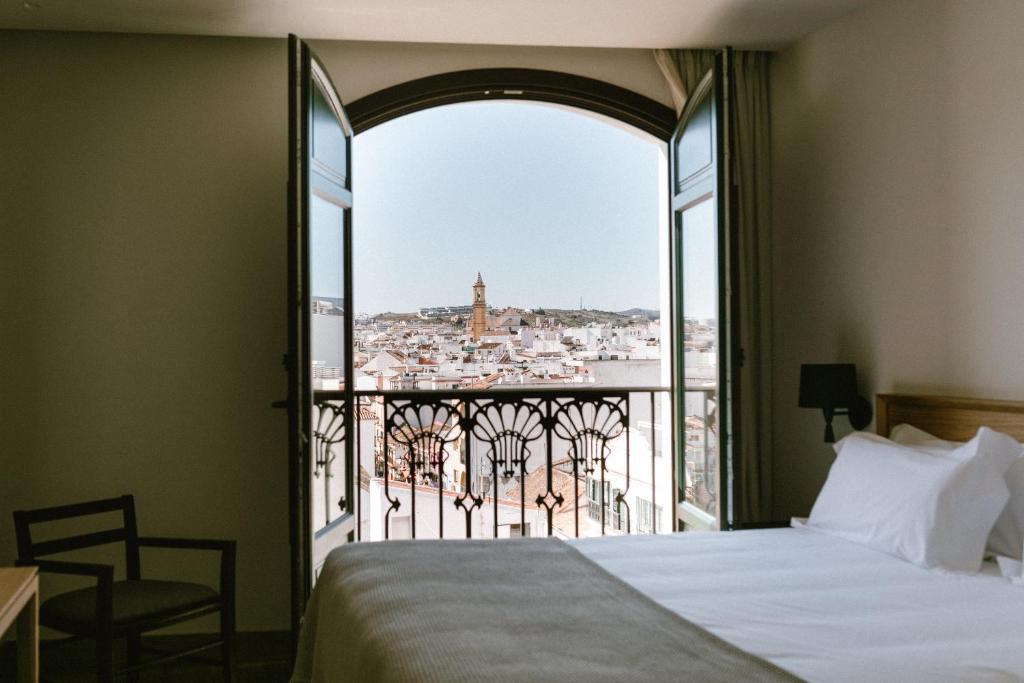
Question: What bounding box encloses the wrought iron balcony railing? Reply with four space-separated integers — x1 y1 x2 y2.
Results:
311 385 716 540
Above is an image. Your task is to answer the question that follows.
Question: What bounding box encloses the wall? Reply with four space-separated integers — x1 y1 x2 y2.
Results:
0 30 292 633
308 39 672 107
0 29 670 631
770 0 1024 517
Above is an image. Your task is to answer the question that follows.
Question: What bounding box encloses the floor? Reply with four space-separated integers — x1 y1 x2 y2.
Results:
0 631 292 682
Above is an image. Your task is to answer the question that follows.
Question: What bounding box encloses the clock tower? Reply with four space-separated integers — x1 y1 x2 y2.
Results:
471 272 487 342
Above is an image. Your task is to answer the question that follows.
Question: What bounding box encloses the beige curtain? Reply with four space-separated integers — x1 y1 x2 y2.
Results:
653 49 716 114
655 49 774 524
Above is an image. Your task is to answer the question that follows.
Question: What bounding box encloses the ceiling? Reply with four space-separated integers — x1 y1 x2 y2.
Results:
2 0 869 49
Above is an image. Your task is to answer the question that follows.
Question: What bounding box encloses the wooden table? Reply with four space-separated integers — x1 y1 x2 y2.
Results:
0 567 39 683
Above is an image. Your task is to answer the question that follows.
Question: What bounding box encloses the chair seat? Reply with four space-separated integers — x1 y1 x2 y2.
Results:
40 579 220 635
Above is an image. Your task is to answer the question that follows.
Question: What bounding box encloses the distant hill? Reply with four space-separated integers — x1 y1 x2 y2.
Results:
542 308 658 326
372 311 422 322
617 308 660 320
366 307 659 327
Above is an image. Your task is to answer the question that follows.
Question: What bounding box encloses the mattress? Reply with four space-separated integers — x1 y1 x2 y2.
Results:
571 526 1024 682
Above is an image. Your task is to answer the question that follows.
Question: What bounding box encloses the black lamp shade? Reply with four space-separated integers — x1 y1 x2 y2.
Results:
798 364 859 409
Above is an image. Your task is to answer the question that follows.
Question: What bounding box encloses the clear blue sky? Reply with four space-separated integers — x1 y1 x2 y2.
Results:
350 101 665 315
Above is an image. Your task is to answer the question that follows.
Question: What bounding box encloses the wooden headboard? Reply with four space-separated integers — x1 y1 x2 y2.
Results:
876 394 1024 442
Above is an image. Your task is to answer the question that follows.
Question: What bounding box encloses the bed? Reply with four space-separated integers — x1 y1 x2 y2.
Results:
291 394 1024 682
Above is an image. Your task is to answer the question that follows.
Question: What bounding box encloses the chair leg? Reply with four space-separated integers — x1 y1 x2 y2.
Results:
220 604 236 683
127 633 141 683
96 633 114 683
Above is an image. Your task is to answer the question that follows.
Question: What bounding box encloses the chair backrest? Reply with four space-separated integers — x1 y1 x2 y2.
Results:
13 494 141 580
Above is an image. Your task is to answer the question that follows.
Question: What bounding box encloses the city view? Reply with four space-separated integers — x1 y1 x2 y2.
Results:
307 102 720 542
313 272 664 393
310 271 719 540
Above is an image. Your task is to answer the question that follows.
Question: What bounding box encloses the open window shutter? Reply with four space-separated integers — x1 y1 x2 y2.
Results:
287 34 356 646
669 50 738 532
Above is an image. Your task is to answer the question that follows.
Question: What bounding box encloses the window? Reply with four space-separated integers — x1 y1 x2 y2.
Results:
586 475 611 508
340 100 674 541
508 523 530 538
635 497 663 534
293 59 731 561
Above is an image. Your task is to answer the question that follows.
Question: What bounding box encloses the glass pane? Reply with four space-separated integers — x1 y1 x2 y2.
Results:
311 196 346 382
680 197 719 528
311 195 347 531
312 86 349 186
674 96 712 187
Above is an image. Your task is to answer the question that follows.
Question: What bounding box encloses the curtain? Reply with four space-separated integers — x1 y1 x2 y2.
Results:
655 49 774 524
730 51 773 524
653 49 716 115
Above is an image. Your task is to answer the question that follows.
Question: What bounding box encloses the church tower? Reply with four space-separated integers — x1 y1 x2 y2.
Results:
471 272 487 342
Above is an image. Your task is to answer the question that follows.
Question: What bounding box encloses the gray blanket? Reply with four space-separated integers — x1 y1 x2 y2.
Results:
291 538 800 682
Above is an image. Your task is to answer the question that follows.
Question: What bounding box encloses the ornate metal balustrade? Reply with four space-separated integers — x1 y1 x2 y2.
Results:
312 386 716 540
311 397 346 527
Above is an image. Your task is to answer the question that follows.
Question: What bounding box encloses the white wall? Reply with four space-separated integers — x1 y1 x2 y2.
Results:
0 29 670 630
770 0 1024 518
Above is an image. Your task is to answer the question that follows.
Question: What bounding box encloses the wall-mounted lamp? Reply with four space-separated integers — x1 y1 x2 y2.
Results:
798 363 872 443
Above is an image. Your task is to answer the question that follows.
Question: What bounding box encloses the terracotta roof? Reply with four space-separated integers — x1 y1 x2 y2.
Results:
505 466 582 512
467 374 499 389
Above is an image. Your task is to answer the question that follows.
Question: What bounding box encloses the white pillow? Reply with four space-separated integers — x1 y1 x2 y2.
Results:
891 424 1024 560
807 430 1015 572
890 423 962 450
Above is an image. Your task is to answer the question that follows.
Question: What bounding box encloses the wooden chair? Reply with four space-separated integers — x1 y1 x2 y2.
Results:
13 495 236 682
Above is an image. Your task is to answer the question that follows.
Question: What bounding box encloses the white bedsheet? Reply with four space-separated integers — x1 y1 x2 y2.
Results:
570 527 1024 682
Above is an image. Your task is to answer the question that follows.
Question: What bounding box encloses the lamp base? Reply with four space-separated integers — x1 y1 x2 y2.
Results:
824 421 836 443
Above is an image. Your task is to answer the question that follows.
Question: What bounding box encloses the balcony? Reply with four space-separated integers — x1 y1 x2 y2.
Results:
311 385 716 540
